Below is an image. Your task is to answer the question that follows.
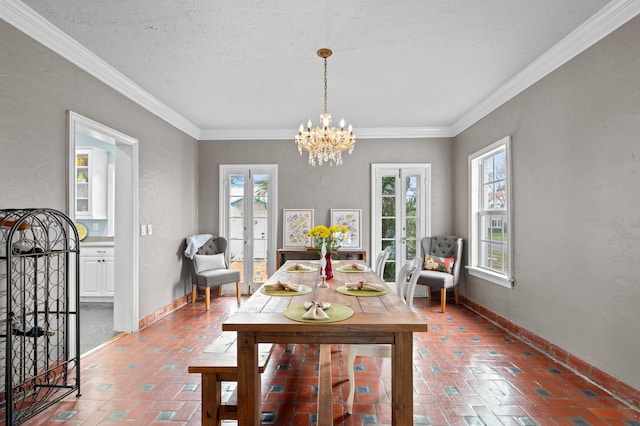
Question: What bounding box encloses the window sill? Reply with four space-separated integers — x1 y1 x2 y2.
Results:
466 266 513 289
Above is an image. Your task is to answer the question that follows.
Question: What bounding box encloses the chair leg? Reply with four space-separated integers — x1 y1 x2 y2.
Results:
427 286 432 300
217 286 223 298
454 286 459 305
192 284 197 304
205 287 211 311
441 288 446 313
235 281 241 305
346 346 357 414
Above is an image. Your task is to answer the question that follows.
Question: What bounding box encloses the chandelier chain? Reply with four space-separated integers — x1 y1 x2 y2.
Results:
323 57 328 114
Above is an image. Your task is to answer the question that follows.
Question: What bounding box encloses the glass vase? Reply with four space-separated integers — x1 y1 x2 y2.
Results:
324 252 333 280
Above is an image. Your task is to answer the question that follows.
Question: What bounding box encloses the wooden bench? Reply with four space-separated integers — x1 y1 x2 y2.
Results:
317 344 333 426
188 332 274 426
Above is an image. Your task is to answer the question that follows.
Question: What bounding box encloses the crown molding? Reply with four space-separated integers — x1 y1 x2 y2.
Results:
452 0 640 136
0 0 200 139
198 126 454 141
3 0 637 141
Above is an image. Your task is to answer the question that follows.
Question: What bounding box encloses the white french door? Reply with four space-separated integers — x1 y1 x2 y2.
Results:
220 165 278 294
372 164 430 282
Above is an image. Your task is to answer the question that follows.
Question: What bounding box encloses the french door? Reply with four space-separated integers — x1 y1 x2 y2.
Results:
220 165 278 294
372 164 430 282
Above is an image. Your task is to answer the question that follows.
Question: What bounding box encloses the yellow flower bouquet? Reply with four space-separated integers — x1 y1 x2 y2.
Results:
307 225 348 253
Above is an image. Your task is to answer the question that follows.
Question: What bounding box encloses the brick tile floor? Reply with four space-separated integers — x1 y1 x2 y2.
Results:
23 296 640 425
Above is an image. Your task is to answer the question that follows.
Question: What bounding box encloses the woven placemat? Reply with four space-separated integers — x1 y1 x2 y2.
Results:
284 267 317 273
260 285 312 296
284 303 354 323
336 285 390 297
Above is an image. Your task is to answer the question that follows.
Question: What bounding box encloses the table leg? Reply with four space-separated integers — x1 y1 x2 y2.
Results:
392 332 413 425
236 331 260 425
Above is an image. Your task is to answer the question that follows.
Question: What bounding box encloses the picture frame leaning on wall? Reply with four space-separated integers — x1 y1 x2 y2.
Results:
283 209 314 249
331 208 362 249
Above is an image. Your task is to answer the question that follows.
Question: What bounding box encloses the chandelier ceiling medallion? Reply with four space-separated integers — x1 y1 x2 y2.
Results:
295 48 356 166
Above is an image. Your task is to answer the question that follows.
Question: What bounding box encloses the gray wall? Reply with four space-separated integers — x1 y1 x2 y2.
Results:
0 19 199 319
197 137 454 254
453 17 640 389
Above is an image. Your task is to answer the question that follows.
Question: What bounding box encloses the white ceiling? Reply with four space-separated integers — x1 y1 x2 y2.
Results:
4 0 638 139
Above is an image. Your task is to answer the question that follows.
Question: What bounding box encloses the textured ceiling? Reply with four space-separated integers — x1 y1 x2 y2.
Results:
16 0 616 137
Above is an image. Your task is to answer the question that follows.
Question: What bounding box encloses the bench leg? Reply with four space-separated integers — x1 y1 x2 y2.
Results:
318 345 333 425
200 372 222 426
345 345 357 414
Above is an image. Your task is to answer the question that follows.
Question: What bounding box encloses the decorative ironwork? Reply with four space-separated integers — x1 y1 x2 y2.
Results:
0 208 81 424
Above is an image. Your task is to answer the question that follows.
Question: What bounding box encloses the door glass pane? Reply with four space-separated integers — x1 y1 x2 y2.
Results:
382 176 395 195
228 174 245 283
382 240 396 282
382 196 395 216
405 176 417 216
404 174 419 262
252 174 269 285
405 238 416 260
381 218 395 238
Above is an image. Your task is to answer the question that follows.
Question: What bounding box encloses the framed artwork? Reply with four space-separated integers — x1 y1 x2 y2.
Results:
331 209 362 249
283 209 314 249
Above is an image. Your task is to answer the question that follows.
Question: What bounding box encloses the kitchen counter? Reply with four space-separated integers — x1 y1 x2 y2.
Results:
81 237 114 247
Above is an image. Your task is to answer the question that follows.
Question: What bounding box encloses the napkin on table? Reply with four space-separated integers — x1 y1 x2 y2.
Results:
302 301 330 320
286 263 312 271
344 263 366 271
345 280 385 292
264 281 303 292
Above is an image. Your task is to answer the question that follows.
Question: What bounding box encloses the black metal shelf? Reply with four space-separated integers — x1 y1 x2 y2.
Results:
0 208 81 424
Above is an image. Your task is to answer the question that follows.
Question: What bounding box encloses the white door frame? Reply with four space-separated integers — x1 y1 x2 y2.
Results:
219 164 278 293
67 111 139 333
371 163 431 281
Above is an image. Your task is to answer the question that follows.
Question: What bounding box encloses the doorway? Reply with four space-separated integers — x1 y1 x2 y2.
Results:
220 165 278 294
67 111 139 351
371 164 430 282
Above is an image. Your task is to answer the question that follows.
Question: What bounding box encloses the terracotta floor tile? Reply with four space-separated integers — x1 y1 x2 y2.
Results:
16 297 640 425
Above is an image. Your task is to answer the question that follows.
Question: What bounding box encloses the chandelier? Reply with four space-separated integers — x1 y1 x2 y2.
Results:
295 48 356 166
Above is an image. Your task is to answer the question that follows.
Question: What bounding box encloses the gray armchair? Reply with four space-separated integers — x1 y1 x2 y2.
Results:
188 236 241 310
417 236 463 313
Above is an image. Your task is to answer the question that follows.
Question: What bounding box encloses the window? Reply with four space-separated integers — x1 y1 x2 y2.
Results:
468 136 514 288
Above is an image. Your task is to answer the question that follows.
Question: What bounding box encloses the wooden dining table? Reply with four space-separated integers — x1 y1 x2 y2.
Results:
222 259 428 425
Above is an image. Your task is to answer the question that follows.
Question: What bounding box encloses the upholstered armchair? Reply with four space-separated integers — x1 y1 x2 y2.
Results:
415 236 463 313
188 235 241 310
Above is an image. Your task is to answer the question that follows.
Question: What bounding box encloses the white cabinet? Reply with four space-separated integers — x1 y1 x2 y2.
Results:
80 246 114 300
76 148 108 220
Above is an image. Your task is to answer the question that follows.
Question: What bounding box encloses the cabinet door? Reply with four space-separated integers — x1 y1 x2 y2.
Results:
80 257 103 297
104 257 115 296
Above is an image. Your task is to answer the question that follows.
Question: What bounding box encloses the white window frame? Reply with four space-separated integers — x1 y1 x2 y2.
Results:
467 136 514 288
